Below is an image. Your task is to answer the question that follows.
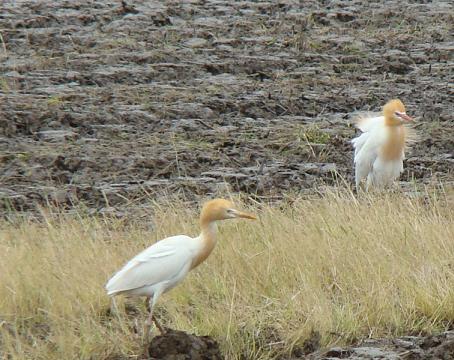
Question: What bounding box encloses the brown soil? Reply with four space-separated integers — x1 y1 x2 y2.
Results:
1 0 453 216
140 329 454 359
147 329 222 360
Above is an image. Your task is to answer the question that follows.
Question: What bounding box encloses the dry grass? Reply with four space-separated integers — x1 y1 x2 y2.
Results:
1 188 453 359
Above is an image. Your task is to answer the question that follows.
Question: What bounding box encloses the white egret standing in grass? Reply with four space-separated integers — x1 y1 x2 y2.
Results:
352 99 415 190
105 198 256 340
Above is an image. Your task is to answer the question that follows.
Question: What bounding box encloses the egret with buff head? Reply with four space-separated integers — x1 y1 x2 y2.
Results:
351 99 415 190
105 198 256 341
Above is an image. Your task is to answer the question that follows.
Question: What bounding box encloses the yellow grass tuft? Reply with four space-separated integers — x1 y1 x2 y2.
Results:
0 189 453 359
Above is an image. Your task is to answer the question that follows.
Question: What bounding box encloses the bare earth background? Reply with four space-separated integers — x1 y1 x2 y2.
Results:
0 0 453 216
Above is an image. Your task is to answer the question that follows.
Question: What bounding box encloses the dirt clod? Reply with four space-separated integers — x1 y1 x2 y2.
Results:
148 329 223 360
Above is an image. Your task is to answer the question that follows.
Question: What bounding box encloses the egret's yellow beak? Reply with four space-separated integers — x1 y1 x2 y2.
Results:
234 210 257 220
397 112 413 122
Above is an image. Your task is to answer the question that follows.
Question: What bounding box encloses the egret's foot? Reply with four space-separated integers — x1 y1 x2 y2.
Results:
141 324 153 359
142 341 151 359
142 318 153 342
153 315 166 334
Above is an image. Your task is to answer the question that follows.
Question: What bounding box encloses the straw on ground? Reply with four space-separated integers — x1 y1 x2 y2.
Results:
0 189 453 359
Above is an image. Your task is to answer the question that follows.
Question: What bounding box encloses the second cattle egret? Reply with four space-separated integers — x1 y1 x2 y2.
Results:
352 99 414 190
105 198 256 337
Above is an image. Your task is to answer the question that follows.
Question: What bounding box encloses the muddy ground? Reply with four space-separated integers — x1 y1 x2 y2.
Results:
145 329 454 359
1 0 453 216
0 0 453 358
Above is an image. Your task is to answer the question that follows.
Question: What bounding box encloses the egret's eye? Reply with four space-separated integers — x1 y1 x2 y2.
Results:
395 111 401 117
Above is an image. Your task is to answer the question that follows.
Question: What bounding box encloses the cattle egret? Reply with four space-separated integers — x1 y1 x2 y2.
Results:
352 99 415 190
105 198 256 339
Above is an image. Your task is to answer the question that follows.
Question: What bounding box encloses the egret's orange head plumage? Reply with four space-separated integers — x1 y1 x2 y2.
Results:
383 99 406 118
200 198 256 225
383 99 413 125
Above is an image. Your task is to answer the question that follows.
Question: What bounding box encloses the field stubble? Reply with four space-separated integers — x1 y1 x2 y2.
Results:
0 189 453 359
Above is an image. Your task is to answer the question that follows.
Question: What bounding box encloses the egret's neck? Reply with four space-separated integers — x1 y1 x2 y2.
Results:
191 220 218 269
381 124 406 160
201 221 217 239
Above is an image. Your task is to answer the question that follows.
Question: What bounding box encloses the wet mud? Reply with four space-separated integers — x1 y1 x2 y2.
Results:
1 0 453 215
148 329 222 360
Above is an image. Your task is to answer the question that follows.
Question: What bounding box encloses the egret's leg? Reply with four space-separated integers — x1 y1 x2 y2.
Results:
143 296 153 340
143 294 165 357
366 176 372 192
111 297 119 314
110 297 132 337
145 296 151 313
142 290 164 359
144 297 166 334
111 297 122 325
152 315 166 334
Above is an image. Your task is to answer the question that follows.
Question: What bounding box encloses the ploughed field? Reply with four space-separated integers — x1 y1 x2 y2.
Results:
0 0 453 216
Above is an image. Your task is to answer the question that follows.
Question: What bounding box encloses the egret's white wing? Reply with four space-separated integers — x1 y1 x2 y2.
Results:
354 114 383 133
352 133 376 186
352 132 371 159
106 235 195 296
351 116 386 187
352 115 383 156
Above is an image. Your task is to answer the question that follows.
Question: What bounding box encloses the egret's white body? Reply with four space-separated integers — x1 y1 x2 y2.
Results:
352 115 405 188
352 99 414 190
106 232 210 307
105 199 256 340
